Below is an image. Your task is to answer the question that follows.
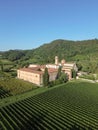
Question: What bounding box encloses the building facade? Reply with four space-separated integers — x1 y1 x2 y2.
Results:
17 67 58 86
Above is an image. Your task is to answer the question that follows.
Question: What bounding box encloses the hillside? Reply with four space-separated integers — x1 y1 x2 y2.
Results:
30 39 98 62
1 39 98 73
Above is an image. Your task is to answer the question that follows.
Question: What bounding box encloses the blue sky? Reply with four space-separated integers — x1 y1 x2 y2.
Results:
0 0 98 51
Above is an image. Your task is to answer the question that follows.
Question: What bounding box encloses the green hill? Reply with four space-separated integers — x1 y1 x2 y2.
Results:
1 39 98 73
30 39 98 63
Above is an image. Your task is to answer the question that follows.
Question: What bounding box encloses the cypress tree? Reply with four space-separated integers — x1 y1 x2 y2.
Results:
60 73 68 83
56 66 62 79
72 69 77 79
43 67 49 87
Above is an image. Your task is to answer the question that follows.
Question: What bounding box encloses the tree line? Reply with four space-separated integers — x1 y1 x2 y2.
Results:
1 39 98 73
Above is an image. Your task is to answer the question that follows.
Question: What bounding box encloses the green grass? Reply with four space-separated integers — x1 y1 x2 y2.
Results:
0 81 98 129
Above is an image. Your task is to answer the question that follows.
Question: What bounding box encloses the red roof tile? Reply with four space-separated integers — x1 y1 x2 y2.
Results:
18 67 58 74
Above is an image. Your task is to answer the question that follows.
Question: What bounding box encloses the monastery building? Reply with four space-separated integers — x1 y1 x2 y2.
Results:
17 56 78 86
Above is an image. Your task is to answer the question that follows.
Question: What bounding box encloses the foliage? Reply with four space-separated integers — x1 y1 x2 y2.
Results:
76 63 82 71
10 71 17 77
72 69 77 79
1 63 3 71
49 79 61 87
56 66 62 79
43 68 49 87
59 73 69 83
0 78 37 96
21 62 29 68
49 72 68 87
1 39 98 73
79 74 96 80
2 50 25 61
0 81 98 129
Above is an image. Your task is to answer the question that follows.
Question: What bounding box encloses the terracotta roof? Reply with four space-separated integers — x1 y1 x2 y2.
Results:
31 67 43 70
18 68 43 74
46 64 58 66
18 67 58 75
48 68 58 73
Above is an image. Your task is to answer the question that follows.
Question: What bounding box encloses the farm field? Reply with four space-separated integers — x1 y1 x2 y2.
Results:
0 81 98 130
0 78 37 96
0 87 11 99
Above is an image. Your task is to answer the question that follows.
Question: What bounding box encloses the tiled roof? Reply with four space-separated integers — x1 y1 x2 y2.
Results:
18 67 58 75
19 68 43 74
48 68 58 73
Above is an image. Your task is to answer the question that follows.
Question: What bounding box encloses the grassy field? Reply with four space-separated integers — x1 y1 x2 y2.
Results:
0 81 98 129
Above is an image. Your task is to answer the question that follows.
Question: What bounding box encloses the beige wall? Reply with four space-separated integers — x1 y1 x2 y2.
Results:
66 71 72 80
17 70 58 86
17 70 42 85
49 72 58 81
64 69 72 80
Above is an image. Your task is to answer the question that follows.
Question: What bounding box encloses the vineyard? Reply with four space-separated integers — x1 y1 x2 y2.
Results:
0 87 11 99
0 81 98 130
0 78 37 96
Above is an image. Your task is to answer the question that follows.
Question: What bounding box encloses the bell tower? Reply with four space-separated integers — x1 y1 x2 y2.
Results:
55 56 59 65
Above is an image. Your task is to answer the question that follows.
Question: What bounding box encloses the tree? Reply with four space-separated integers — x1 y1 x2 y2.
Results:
72 69 77 79
76 63 82 71
60 73 68 83
56 66 62 79
43 68 49 87
3 50 25 61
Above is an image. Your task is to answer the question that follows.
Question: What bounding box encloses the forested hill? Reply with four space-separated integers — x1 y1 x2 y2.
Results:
1 39 98 73
31 39 98 62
